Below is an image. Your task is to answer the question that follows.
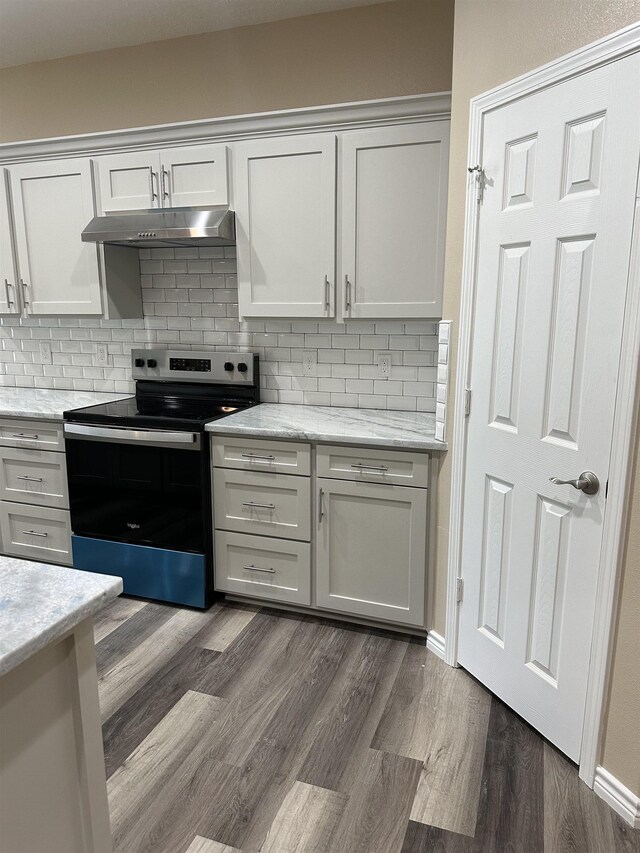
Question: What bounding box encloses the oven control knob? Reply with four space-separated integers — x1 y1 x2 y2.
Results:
224 362 234 371
147 359 157 368
237 362 248 373
134 358 145 368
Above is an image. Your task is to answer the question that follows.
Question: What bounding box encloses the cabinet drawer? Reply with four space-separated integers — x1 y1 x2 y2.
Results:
215 531 311 605
0 501 71 565
316 445 429 488
213 469 310 541
0 447 68 508
212 436 310 476
0 418 64 452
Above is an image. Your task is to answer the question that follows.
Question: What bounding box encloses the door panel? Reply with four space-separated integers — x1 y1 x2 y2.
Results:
10 158 103 315
98 151 160 212
234 133 336 318
0 170 20 315
162 145 228 207
458 53 640 761
340 122 449 318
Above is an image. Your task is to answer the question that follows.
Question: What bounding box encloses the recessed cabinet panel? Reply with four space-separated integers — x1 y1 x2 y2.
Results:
316 445 429 488
10 158 103 315
234 134 336 318
212 436 311 476
0 500 72 565
0 447 68 509
0 170 19 315
0 418 65 451
98 151 160 212
315 477 427 626
340 122 449 318
215 530 311 605
163 145 228 207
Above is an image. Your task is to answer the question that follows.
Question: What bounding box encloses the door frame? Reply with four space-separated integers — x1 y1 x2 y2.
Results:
446 21 640 787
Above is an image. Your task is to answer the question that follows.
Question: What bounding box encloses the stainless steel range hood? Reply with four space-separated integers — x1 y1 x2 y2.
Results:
81 206 235 248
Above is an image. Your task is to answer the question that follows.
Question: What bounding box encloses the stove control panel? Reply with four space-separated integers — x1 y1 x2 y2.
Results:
132 349 258 384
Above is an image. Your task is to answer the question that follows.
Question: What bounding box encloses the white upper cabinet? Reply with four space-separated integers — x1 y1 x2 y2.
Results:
339 121 449 319
10 158 103 315
233 134 337 318
97 144 228 212
0 170 20 315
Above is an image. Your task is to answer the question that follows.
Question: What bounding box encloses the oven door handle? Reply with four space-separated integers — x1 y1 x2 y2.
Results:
63 423 201 449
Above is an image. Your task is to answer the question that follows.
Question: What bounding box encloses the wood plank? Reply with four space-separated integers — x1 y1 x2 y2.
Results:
328 748 422 853
195 602 260 652
108 690 227 852
102 644 220 778
95 601 176 674
401 820 472 852
297 631 408 792
372 644 491 836
93 596 146 643
543 741 620 853
98 607 212 722
470 699 544 853
184 837 241 853
259 781 347 853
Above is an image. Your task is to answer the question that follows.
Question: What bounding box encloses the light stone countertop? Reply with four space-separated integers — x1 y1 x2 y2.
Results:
206 403 447 451
0 558 122 677
0 387 131 421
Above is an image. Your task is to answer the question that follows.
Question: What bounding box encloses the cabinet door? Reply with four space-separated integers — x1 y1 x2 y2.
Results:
0 170 20 315
316 478 427 626
162 145 228 207
340 122 449 319
98 151 160 212
234 133 336 318
10 159 103 315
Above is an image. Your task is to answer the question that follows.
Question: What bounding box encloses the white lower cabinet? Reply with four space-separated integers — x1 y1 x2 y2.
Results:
0 501 72 565
0 447 68 509
315 478 427 627
214 531 311 605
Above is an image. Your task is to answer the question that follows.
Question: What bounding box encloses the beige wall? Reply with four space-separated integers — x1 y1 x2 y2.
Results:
0 0 453 142
436 0 640 792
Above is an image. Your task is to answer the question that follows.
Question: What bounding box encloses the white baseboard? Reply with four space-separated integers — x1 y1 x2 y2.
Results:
426 630 446 660
594 766 640 828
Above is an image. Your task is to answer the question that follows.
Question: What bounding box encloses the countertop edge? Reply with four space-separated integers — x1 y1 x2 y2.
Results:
0 576 123 678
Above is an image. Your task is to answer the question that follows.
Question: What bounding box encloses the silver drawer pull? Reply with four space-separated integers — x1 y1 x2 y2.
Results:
243 564 276 574
16 475 43 482
12 433 39 440
22 530 48 537
242 501 276 509
351 463 389 472
241 453 276 462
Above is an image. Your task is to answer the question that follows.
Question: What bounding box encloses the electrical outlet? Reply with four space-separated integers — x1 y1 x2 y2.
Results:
303 350 317 376
96 344 109 366
377 352 392 379
39 341 52 365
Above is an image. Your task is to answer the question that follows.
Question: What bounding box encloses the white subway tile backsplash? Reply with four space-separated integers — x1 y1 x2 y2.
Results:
0 249 440 412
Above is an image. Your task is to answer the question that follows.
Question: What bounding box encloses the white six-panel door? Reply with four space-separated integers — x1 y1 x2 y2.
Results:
233 133 336 318
339 122 449 319
10 158 103 315
458 53 640 761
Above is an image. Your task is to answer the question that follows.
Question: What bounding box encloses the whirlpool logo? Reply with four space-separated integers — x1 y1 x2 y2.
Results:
127 522 141 530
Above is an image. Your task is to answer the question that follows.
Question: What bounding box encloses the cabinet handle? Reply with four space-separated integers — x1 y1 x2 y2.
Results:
12 433 39 440
241 453 276 462
242 501 276 509
161 167 170 201
324 275 331 312
4 279 14 307
243 564 276 574
22 530 48 537
350 463 389 472
150 171 158 201
20 279 29 306
318 487 324 523
344 275 352 312
16 475 43 482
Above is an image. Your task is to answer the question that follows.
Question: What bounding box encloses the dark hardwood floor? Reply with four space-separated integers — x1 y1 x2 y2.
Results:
95 597 640 853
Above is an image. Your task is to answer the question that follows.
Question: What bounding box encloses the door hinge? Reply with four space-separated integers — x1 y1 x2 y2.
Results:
464 388 471 417
456 577 464 603
468 164 486 204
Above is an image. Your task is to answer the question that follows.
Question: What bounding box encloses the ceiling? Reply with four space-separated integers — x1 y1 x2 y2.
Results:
0 0 400 69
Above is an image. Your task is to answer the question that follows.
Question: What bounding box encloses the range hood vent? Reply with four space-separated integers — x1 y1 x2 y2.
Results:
81 206 235 248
